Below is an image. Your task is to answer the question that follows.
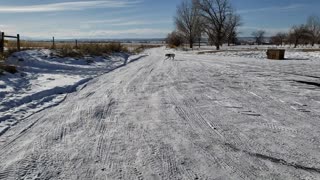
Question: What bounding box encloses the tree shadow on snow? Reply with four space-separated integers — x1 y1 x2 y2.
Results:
284 58 310 61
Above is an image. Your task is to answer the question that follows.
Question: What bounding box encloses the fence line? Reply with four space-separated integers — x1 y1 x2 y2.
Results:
0 32 20 53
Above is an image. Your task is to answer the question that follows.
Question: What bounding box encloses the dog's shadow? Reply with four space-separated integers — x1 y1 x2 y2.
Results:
172 59 185 61
164 57 186 61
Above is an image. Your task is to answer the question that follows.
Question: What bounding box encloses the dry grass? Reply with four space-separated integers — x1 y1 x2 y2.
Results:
0 41 162 74
3 40 162 59
57 42 129 57
0 63 17 74
167 44 177 49
300 49 320 52
130 44 159 54
6 40 130 57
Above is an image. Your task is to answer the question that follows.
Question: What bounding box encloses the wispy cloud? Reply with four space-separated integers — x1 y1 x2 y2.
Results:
87 19 172 26
111 21 171 26
90 29 170 37
238 4 305 14
0 0 141 13
18 28 170 39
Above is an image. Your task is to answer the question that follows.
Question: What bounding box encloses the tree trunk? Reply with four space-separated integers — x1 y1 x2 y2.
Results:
215 43 220 50
294 39 298 48
216 33 222 50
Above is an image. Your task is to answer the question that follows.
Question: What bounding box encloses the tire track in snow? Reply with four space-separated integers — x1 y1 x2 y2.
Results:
0 48 319 179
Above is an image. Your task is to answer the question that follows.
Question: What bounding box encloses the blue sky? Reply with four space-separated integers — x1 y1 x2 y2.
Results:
0 0 319 39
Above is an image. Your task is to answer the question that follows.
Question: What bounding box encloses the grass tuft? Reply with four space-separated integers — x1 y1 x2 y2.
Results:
0 64 18 74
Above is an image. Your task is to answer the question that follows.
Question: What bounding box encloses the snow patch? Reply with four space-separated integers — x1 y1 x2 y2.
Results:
0 49 133 136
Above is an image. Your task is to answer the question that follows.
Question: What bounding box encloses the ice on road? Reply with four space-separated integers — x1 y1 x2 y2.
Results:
0 47 320 179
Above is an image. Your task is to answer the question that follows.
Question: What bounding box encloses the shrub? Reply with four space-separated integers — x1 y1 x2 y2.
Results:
132 45 147 54
166 31 184 48
0 64 17 74
58 45 84 58
56 42 129 57
107 42 124 52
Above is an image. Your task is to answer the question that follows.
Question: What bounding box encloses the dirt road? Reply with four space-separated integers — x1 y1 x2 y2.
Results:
1 48 320 179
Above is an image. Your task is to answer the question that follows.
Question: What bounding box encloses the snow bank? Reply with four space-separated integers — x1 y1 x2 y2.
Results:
0 49 131 136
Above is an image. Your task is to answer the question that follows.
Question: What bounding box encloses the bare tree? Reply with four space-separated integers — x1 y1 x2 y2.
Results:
288 25 310 48
252 30 266 45
195 0 234 50
306 15 320 46
225 14 241 46
175 0 202 49
195 27 205 48
270 32 287 46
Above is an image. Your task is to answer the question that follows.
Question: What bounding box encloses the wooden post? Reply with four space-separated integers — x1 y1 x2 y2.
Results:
52 36 55 49
17 34 21 51
75 39 78 49
0 32 4 53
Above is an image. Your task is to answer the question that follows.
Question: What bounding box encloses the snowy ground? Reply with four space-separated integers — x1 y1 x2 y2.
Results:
196 49 320 61
0 47 320 179
0 49 144 136
179 44 320 61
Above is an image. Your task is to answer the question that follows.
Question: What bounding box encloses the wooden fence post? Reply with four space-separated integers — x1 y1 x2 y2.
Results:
52 36 55 49
17 34 21 51
75 39 78 49
0 32 4 53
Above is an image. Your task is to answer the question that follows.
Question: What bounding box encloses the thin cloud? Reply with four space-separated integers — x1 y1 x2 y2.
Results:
238 4 305 14
91 29 170 36
110 21 151 26
88 20 171 26
18 28 171 39
86 18 131 24
110 20 171 26
0 0 141 13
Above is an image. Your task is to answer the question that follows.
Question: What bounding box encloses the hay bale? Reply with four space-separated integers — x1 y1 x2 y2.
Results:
266 49 285 60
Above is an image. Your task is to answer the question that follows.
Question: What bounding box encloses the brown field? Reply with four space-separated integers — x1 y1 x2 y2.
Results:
2 40 162 59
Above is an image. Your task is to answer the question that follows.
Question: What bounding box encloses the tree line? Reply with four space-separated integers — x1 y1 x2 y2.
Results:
269 15 320 48
167 0 320 49
166 0 241 50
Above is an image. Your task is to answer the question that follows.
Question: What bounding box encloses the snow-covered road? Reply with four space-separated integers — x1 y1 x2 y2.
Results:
0 47 320 179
